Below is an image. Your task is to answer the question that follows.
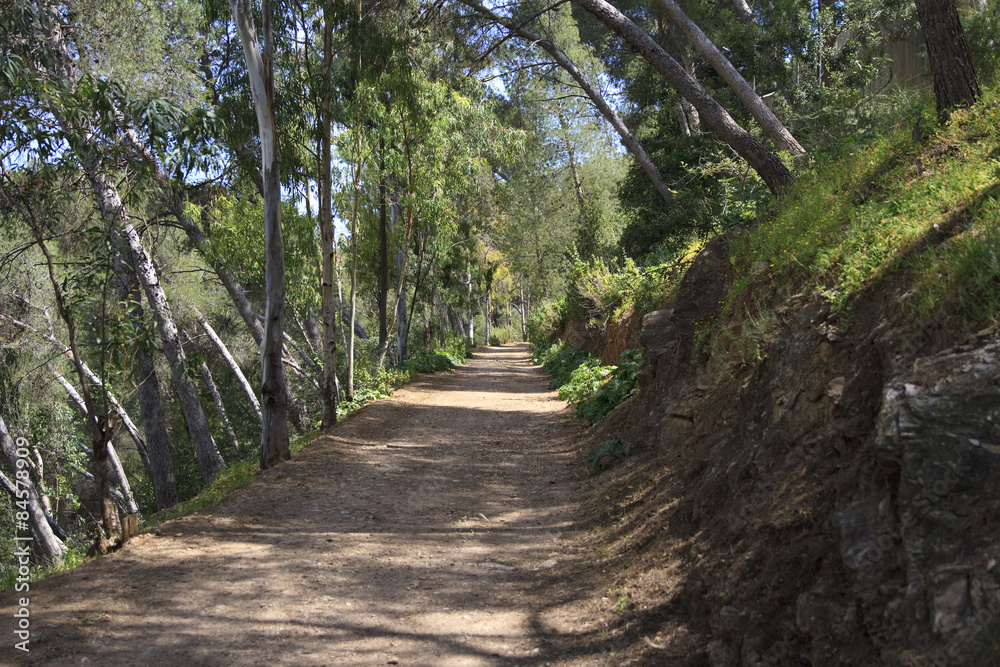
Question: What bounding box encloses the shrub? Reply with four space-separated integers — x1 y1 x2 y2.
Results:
588 438 633 472
557 359 613 404
576 349 641 424
534 343 641 424
533 340 593 389
405 349 462 373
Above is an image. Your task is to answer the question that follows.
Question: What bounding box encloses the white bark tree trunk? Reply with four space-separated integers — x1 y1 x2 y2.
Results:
229 0 291 468
100 216 225 483
0 416 67 564
111 230 178 510
196 309 263 425
460 0 675 206
572 0 795 194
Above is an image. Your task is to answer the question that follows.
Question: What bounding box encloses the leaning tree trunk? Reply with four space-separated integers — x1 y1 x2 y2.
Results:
195 309 263 425
0 415 67 564
460 0 675 206
52 372 144 515
653 0 806 156
913 0 981 115
229 0 291 468
61 102 224 484
97 213 225 484
19 190 114 553
572 0 794 194
112 232 178 509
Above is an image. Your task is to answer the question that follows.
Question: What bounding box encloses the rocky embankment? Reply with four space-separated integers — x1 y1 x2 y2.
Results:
576 229 1000 666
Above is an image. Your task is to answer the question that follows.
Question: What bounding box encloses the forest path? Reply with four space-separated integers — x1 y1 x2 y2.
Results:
4 344 609 666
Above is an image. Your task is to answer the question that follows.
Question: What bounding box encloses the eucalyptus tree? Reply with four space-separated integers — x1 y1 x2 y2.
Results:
570 0 793 194
457 0 673 205
228 0 291 468
0 1 225 504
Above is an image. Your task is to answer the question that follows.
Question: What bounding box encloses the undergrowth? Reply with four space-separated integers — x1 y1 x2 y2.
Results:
533 342 640 426
719 87 1000 356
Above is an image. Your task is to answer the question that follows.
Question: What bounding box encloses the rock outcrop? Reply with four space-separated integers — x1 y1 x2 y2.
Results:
580 231 1000 666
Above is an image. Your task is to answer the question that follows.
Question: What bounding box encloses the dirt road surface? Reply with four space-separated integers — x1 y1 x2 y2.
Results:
2 344 620 666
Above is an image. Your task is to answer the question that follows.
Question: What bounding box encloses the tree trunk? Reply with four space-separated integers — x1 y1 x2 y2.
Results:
190 342 240 452
111 229 177 510
229 0 291 469
18 194 114 554
378 147 390 351
51 371 146 513
346 133 366 403
100 218 224 483
0 415 67 564
653 0 805 156
732 0 754 23
519 282 527 341
460 0 674 206
396 286 408 362
572 0 794 194
318 2 338 429
395 226 409 362
130 350 177 508
47 365 149 471
466 264 475 347
38 8 223 489
485 292 492 345
196 309 263 425
914 0 981 115
105 442 140 515
452 305 467 340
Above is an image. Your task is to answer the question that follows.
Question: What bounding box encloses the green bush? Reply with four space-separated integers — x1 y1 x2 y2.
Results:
533 339 593 389
587 438 633 472
405 348 463 373
557 359 612 404
526 298 572 346
534 343 641 425
575 349 641 424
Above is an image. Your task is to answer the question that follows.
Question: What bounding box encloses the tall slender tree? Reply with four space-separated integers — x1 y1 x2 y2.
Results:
228 0 291 468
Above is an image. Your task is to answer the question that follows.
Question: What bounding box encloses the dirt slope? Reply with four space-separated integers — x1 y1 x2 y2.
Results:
1 345 629 667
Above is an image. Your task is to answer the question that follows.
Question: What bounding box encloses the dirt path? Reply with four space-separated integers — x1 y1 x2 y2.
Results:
3 344 615 667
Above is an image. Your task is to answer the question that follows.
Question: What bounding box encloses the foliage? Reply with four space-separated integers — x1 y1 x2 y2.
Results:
967 0 1000 81
405 336 471 373
532 339 592 390
575 349 641 424
534 342 640 424
557 359 613 404
718 88 1000 358
587 438 633 472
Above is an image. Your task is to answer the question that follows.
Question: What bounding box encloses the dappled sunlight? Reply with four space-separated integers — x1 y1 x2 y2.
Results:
4 345 610 666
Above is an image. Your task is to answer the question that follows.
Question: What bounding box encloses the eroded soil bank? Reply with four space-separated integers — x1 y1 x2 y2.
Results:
1 345 639 667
